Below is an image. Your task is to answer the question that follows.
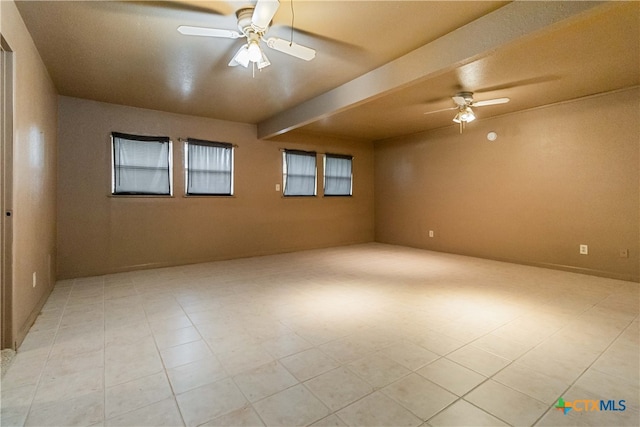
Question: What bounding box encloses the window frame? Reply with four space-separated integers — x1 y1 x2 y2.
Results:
282 149 318 197
184 138 234 197
111 132 173 196
323 153 353 197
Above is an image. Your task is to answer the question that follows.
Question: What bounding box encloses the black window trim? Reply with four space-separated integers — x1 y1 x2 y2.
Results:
323 152 353 197
283 149 318 197
111 132 172 196
186 137 233 149
185 137 234 197
325 152 353 161
112 131 170 143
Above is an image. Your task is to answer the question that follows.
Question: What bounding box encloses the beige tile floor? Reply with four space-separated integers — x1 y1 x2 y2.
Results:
1 243 638 426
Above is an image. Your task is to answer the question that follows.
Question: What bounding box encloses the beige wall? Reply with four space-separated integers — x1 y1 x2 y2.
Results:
57 97 374 279
1 1 58 347
375 88 640 282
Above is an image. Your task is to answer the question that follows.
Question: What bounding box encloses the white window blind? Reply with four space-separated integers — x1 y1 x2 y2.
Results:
324 154 353 196
283 150 317 196
112 132 171 195
186 139 233 196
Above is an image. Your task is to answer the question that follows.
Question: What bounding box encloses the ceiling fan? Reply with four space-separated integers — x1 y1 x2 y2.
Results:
177 0 316 72
424 92 510 133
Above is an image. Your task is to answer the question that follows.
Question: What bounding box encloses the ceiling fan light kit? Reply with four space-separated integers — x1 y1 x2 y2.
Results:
229 43 271 70
248 40 262 62
452 106 475 124
177 0 316 75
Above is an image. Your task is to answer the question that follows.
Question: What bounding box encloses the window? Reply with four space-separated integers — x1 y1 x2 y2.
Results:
185 138 234 196
111 132 172 195
283 150 317 196
324 154 353 196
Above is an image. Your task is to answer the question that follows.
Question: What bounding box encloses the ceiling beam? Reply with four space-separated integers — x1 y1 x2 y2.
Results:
257 0 605 140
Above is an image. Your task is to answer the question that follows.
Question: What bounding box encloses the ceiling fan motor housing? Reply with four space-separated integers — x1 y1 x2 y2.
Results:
236 7 266 36
457 91 474 105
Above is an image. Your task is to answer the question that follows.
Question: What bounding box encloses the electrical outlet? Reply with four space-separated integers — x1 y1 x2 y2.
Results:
619 249 629 258
580 244 588 255
32 272 37 288
428 230 434 238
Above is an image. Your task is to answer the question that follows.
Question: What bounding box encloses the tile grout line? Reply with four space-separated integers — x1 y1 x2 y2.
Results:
462 286 636 426
142 276 188 427
21 279 74 426
400 280 632 426
176 280 257 427
530 312 640 427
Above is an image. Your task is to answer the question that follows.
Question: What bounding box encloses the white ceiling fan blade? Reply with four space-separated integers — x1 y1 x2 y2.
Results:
472 97 510 107
178 25 240 39
452 96 467 106
423 106 457 116
252 0 279 31
266 37 316 61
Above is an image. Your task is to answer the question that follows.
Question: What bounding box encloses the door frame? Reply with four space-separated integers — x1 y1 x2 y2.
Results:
1 35 15 350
